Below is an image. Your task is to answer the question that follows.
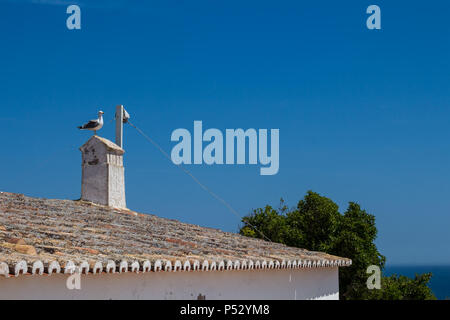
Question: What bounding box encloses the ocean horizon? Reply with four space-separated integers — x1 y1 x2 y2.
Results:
384 265 450 300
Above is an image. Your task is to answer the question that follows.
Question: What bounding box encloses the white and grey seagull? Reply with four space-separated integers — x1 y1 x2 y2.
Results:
78 111 104 135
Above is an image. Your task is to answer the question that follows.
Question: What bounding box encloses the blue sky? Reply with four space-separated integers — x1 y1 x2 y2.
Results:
0 0 449 265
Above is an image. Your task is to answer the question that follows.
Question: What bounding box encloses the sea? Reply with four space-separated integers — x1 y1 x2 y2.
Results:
384 265 450 300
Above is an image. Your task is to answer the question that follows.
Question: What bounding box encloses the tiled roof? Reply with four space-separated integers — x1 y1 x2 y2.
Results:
0 192 351 277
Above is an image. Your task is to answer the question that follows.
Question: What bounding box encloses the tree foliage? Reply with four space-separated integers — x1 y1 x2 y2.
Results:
239 191 436 300
241 205 288 243
361 273 436 300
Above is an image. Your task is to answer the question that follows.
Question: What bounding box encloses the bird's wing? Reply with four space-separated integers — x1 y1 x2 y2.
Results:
81 120 99 129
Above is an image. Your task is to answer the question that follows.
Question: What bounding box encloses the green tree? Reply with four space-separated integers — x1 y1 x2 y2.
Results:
285 191 340 252
361 273 436 300
329 202 386 299
241 204 288 244
239 191 435 300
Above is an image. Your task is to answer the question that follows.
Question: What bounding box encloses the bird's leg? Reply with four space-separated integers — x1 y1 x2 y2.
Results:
94 130 96 136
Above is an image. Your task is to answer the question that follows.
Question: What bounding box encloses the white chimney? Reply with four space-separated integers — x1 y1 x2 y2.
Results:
80 136 126 209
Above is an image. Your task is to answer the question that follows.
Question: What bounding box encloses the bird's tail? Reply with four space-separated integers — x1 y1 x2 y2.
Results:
77 126 83 129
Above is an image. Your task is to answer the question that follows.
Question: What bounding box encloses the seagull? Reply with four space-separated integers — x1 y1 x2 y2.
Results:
78 111 104 135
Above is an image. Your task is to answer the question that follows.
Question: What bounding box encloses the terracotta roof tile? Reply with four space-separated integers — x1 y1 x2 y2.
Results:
0 192 351 277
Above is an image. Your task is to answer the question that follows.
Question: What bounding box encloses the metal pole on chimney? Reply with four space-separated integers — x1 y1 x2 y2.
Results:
115 105 130 149
115 105 124 148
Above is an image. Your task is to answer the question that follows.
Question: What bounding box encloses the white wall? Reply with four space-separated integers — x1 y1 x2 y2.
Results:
0 267 339 300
